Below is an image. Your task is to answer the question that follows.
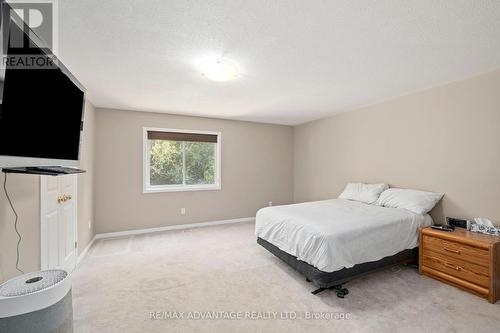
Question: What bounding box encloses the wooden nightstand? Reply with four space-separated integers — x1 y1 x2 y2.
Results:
419 227 500 304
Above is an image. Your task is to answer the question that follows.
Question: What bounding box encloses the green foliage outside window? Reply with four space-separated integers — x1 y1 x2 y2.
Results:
149 140 216 186
185 142 215 184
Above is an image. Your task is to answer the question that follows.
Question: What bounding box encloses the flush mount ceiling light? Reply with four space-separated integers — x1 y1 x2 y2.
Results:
200 58 239 82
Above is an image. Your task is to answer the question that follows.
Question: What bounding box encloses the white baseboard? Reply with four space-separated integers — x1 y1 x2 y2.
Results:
95 217 255 240
76 235 96 267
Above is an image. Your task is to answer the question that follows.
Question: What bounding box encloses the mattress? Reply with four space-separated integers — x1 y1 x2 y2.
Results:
255 199 432 272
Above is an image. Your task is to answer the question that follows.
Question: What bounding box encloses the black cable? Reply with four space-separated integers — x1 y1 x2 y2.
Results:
3 173 24 274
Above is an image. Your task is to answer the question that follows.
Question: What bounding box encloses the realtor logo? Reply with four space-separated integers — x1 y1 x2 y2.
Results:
1 0 58 68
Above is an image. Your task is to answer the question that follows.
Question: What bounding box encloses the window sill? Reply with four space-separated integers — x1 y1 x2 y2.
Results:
143 184 221 193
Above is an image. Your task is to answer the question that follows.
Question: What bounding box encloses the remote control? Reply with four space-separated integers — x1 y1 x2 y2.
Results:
431 225 454 232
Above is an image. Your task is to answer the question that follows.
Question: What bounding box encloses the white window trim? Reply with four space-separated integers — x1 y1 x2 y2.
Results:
143 127 222 193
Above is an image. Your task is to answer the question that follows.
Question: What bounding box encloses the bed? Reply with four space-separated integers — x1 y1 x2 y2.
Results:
255 199 433 296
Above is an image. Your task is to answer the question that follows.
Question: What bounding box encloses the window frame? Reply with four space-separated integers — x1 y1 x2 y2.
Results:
143 127 222 193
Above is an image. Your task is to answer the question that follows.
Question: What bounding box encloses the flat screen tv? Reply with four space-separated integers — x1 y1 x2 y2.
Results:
0 1 85 168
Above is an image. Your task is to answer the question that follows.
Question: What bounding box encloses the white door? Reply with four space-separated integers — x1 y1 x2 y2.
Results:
40 175 77 273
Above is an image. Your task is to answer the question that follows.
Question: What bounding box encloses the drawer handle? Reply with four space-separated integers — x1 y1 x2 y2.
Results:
444 247 460 254
444 262 461 271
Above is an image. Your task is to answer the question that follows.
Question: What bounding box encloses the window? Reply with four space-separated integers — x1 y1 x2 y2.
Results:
143 128 221 192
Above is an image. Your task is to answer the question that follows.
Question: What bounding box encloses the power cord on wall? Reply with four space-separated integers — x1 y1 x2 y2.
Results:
3 172 24 274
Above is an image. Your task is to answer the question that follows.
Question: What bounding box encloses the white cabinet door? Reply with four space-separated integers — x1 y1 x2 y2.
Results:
40 175 77 272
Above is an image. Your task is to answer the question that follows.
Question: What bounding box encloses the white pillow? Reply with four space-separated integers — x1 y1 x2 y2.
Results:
338 183 389 204
376 188 444 214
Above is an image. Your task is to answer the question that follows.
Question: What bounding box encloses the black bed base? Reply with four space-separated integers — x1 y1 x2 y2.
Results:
257 237 418 296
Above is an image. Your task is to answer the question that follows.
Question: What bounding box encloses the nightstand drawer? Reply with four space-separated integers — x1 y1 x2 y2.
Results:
422 251 490 288
422 235 489 267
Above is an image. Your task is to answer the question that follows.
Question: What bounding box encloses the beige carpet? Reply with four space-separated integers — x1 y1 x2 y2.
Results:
72 222 500 333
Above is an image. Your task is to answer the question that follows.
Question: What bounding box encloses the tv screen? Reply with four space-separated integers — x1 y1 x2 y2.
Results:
0 8 85 167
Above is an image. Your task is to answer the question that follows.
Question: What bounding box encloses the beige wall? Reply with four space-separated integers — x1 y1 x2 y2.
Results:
0 174 40 282
0 101 96 283
78 101 96 251
94 109 294 233
294 69 500 225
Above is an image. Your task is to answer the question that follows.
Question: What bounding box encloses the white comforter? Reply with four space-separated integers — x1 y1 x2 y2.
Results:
255 199 432 272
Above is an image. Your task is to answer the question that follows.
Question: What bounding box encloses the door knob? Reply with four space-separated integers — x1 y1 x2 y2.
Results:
57 195 72 203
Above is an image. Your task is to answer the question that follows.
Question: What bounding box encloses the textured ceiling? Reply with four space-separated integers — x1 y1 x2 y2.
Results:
59 0 500 125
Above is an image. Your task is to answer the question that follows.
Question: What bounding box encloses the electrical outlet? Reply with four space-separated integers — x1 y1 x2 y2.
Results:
88 220 92 229
268 201 273 207
181 208 186 215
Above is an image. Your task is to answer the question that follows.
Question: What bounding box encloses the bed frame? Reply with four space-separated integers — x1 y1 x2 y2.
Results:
257 237 418 297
